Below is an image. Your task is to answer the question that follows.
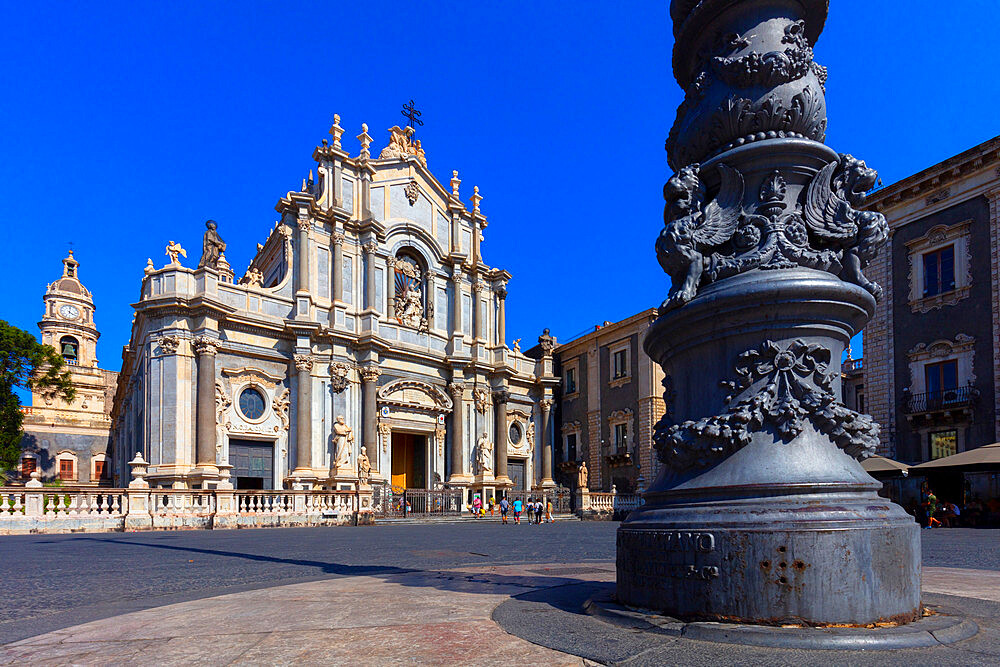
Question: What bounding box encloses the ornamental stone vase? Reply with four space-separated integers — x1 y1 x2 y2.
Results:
616 0 920 625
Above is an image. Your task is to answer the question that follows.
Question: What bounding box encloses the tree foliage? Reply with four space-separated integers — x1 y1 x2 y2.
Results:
0 320 75 470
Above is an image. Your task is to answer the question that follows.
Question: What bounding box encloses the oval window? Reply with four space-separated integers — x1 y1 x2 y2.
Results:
509 422 523 445
239 387 266 420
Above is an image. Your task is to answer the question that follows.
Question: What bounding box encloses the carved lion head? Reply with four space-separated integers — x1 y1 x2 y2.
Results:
663 163 705 221
835 154 878 207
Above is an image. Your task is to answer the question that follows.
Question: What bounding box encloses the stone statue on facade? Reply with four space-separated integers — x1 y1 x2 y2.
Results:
198 220 227 269
577 460 588 489
512 338 521 354
357 446 371 484
332 415 354 471
241 267 263 288
397 285 423 329
165 241 186 266
476 432 493 475
537 329 555 355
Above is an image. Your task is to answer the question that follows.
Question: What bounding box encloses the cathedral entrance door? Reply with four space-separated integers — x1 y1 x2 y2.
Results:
229 439 274 490
390 432 426 489
508 460 526 491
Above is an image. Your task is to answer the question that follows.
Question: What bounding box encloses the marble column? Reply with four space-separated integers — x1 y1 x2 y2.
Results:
493 389 510 485
194 337 219 470
472 281 484 341
296 219 310 294
496 283 507 347
448 382 466 481
363 241 378 312
332 232 344 303
539 398 554 486
293 354 313 475
451 269 463 338
386 257 397 319
360 365 381 473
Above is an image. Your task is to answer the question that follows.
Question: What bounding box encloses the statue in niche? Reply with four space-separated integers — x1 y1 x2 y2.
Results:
198 220 227 269
333 415 355 471
578 461 589 490
398 284 424 329
477 432 493 475
357 446 371 484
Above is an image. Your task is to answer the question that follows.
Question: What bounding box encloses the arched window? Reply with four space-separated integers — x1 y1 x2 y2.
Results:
60 336 79 365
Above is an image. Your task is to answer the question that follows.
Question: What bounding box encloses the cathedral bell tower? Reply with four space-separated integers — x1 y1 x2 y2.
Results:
38 250 100 368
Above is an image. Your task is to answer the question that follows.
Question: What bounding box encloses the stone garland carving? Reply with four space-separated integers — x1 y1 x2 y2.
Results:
293 354 314 372
435 424 446 457
329 362 352 394
156 335 181 355
710 21 827 92
656 155 888 311
215 380 231 427
272 388 291 432
378 421 391 453
654 339 879 473
526 419 535 453
404 180 420 206
473 388 491 414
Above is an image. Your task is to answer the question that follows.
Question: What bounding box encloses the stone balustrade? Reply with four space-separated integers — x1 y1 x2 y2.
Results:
0 475 372 534
574 486 644 520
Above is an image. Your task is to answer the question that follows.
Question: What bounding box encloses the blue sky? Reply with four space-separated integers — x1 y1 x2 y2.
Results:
2 1 998 400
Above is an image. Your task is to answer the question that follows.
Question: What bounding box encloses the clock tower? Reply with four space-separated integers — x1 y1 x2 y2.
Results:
20 250 118 486
38 250 100 367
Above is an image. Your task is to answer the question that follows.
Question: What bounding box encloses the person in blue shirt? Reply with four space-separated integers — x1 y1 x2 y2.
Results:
512 498 523 524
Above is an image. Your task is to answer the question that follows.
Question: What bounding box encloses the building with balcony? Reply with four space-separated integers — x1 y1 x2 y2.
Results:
863 135 1000 472
109 119 559 501
20 252 118 485
553 310 665 493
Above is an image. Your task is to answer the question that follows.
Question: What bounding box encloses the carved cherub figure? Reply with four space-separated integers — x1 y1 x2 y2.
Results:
165 241 187 266
655 163 745 312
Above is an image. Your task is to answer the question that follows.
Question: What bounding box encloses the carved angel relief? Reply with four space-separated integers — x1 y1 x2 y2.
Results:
655 155 888 312
653 339 879 473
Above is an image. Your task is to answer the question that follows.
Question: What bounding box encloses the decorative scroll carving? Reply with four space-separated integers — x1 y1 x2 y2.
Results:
654 340 879 472
656 155 888 311
293 354 314 372
193 337 219 357
360 366 382 383
473 388 491 414
377 379 453 412
156 335 181 355
329 361 352 393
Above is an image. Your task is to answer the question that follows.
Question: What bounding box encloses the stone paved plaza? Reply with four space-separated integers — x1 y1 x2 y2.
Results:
3 523 1000 664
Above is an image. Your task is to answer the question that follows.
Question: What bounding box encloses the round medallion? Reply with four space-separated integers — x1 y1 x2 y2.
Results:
509 422 523 445
59 304 80 320
239 387 266 420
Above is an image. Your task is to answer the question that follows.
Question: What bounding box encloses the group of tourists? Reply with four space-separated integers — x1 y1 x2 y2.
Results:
908 489 1000 528
469 494 554 524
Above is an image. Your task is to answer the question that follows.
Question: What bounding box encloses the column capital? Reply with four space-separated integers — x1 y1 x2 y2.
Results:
448 381 465 398
495 282 508 300
293 354 314 372
540 398 553 412
472 280 485 294
492 389 510 405
297 218 311 232
359 365 382 383
362 241 379 255
386 256 397 269
193 336 219 357
332 231 346 245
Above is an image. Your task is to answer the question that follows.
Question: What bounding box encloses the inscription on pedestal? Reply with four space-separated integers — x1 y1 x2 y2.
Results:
618 530 720 585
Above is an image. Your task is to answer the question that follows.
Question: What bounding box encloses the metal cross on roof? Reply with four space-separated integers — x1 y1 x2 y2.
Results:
401 100 423 129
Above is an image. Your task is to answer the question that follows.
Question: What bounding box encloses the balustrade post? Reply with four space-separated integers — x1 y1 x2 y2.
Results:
24 471 43 517
124 453 153 531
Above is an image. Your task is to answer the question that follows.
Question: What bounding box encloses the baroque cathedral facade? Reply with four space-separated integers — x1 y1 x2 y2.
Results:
109 119 559 499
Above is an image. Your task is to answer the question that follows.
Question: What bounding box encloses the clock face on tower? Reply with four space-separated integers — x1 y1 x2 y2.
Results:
59 304 80 320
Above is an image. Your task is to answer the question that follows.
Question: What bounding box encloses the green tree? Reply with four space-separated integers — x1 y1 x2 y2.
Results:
0 320 75 471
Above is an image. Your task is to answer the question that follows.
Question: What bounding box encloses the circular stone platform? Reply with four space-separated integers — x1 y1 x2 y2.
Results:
584 587 978 650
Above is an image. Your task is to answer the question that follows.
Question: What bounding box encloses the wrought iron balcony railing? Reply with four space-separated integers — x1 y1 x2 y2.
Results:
903 385 977 414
